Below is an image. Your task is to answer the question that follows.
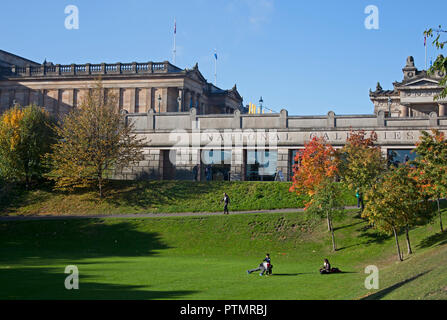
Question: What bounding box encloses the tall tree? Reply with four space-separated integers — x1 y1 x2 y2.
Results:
410 129 447 232
339 130 387 210
289 136 343 251
425 26 447 99
46 81 144 198
363 165 430 261
0 104 55 187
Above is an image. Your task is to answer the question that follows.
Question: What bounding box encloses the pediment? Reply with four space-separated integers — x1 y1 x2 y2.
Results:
186 69 207 84
401 78 439 87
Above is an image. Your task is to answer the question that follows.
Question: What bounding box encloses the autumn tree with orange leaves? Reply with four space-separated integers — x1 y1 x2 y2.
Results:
410 129 447 232
339 130 387 209
289 136 344 251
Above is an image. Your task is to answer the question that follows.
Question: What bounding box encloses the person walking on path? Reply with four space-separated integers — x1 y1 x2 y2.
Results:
356 190 364 212
222 193 230 215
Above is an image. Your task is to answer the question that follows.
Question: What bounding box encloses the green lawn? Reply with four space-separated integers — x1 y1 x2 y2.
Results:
0 181 356 216
0 208 446 300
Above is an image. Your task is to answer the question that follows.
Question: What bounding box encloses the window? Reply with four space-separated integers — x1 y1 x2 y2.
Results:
387 149 417 167
246 150 278 181
201 150 232 181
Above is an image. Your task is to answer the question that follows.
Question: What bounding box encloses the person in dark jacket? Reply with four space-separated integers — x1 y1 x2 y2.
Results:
319 258 341 274
222 193 230 215
247 254 273 276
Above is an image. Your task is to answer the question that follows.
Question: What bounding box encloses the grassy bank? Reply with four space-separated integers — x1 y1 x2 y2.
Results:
0 180 356 216
0 209 446 299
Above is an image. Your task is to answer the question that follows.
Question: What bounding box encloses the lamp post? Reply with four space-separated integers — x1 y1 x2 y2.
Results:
259 96 264 114
158 95 162 113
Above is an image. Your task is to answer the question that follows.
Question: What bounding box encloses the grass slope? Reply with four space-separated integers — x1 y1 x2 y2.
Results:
0 208 446 300
0 181 356 216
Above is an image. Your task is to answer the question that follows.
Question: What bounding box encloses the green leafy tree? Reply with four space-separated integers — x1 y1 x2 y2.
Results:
46 81 144 198
306 179 345 252
0 104 55 187
410 129 447 232
339 130 387 210
363 165 430 261
424 26 447 99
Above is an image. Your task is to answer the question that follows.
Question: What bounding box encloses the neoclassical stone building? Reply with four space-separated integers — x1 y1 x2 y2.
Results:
370 56 447 117
0 49 244 116
1 51 446 182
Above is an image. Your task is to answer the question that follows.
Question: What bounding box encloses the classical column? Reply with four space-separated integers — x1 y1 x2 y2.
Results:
439 103 446 117
129 88 136 113
177 88 183 112
184 89 190 111
196 93 201 110
400 105 408 117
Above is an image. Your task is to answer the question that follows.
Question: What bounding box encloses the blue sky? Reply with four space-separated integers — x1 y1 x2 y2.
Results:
1 0 446 115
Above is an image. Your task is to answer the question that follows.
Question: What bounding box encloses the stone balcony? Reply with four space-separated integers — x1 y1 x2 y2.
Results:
0 61 183 78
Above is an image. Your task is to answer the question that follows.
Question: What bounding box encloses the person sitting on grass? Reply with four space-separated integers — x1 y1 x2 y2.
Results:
319 258 341 274
247 253 273 276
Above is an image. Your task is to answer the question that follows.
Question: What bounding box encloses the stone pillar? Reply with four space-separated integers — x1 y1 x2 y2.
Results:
196 93 201 110
39 89 45 107
429 111 438 127
327 111 335 128
67 89 74 108
280 109 288 128
230 148 245 181
147 108 155 130
177 88 183 112
439 103 446 117
400 105 408 117
232 109 241 129
277 148 289 181
377 110 385 126
129 88 136 113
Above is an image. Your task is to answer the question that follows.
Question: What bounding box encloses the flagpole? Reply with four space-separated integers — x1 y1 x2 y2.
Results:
214 49 217 86
424 35 427 70
173 18 176 65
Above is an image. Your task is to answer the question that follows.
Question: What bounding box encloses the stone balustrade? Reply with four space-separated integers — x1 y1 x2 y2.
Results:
0 61 181 78
126 108 447 132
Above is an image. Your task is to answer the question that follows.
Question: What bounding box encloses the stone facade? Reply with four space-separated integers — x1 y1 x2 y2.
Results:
0 50 244 116
1 50 446 182
370 56 447 117
119 108 447 181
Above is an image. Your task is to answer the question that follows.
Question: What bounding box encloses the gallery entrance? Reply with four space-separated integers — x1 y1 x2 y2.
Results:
201 149 231 181
161 150 176 180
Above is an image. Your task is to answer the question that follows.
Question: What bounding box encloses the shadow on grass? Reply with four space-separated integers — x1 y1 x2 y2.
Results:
418 231 447 249
333 220 364 232
361 270 432 300
0 219 198 299
0 219 171 262
0 267 196 300
272 273 306 276
0 183 51 215
337 244 361 251
359 229 391 245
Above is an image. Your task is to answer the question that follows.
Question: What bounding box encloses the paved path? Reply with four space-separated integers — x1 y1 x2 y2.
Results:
0 206 359 221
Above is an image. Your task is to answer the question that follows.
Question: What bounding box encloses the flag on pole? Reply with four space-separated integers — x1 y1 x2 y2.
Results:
174 19 176 34
214 49 218 86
